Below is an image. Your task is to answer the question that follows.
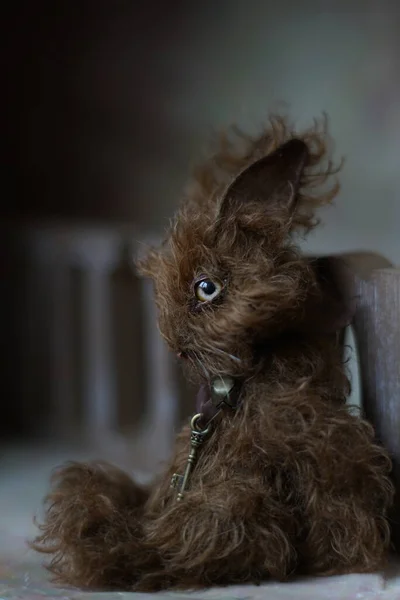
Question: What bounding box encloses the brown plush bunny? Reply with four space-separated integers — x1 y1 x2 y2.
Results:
32 116 395 592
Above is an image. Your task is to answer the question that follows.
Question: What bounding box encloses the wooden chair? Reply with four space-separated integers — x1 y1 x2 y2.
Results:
332 252 400 549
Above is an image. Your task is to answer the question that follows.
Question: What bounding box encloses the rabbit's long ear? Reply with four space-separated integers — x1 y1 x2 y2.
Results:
219 138 309 221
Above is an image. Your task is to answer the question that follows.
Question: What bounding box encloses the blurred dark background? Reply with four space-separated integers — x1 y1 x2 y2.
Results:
4 0 200 226
1 1 399 533
5 0 400 232
3 0 205 445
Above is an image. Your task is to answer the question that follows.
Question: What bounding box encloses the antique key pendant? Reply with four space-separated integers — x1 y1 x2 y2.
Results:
171 413 211 502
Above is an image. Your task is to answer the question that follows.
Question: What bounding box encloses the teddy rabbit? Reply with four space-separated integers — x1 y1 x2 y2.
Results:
32 116 394 591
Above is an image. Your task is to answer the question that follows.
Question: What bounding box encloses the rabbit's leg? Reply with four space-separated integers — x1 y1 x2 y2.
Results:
31 461 158 589
136 478 298 591
297 412 393 575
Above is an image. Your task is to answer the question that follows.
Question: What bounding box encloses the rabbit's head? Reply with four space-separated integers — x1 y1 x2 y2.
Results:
139 118 345 383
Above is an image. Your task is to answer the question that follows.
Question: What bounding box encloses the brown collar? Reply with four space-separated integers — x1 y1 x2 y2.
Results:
196 376 242 428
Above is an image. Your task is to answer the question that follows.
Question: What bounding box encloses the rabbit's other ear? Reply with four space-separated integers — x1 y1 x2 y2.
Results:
219 138 309 224
297 256 357 334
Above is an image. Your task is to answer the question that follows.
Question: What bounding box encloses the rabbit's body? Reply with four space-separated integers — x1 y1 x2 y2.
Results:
32 117 394 591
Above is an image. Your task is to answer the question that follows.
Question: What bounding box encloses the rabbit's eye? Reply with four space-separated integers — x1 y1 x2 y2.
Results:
194 277 223 303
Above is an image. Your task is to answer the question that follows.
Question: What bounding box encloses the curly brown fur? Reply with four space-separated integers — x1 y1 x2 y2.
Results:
32 115 395 591
31 461 155 589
